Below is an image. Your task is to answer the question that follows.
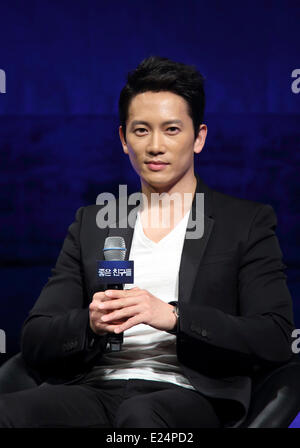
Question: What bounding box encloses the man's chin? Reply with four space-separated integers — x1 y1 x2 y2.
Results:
143 176 172 190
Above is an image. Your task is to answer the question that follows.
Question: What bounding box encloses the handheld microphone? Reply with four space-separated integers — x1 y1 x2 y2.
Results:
103 236 126 352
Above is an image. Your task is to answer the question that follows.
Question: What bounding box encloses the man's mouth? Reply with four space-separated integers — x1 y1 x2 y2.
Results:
145 161 169 171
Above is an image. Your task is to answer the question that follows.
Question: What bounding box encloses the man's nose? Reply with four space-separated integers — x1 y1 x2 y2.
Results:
146 131 166 155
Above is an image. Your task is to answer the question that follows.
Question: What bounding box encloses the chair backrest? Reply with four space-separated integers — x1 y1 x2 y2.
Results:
235 356 300 428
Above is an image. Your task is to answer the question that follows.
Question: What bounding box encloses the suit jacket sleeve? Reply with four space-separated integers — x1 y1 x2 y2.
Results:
178 204 296 376
20 207 108 379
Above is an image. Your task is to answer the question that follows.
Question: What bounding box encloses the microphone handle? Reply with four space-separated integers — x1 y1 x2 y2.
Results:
106 283 123 351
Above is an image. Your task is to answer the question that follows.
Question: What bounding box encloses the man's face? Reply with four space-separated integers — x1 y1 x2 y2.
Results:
119 91 207 191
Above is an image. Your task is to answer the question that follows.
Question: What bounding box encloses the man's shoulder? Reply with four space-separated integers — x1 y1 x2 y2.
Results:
211 187 270 216
76 201 128 233
82 203 104 213
77 203 109 227
211 189 269 210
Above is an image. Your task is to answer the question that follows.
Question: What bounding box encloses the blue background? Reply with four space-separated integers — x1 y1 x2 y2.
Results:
0 0 299 426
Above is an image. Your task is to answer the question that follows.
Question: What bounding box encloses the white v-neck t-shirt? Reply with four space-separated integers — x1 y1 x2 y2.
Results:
88 208 195 390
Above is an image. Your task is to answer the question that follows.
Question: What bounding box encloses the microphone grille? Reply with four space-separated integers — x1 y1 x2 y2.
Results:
103 237 126 261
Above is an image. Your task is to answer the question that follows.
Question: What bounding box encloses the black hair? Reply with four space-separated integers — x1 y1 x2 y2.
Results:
118 56 205 142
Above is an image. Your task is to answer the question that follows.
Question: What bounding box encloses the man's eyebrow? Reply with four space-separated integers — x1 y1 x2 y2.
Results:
130 119 183 128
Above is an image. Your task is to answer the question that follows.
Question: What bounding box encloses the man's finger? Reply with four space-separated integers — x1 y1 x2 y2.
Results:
95 321 123 334
104 288 141 299
92 291 106 302
101 305 140 322
98 297 138 311
114 315 142 333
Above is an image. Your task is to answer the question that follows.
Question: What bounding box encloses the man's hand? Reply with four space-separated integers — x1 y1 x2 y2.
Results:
89 287 177 335
89 290 128 336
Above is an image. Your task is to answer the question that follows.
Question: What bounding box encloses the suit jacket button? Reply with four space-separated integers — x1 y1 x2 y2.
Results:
201 329 208 337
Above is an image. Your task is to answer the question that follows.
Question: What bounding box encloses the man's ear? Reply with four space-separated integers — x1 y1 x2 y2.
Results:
193 124 207 155
119 126 128 154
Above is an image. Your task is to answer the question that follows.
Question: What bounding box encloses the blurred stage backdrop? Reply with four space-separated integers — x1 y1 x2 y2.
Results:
0 0 299 424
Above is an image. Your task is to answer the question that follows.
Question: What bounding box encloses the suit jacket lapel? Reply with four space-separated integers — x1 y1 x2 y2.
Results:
178 175 215 307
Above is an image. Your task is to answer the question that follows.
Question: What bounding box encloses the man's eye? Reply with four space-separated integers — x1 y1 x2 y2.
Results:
134 127 179 134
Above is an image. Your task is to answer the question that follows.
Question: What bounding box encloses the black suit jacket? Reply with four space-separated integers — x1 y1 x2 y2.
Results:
21 175 295 427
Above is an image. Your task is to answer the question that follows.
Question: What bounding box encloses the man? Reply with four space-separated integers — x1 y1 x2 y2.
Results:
0 56 295 428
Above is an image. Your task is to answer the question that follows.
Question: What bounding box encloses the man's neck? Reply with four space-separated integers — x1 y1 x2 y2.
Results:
139 173 197 229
